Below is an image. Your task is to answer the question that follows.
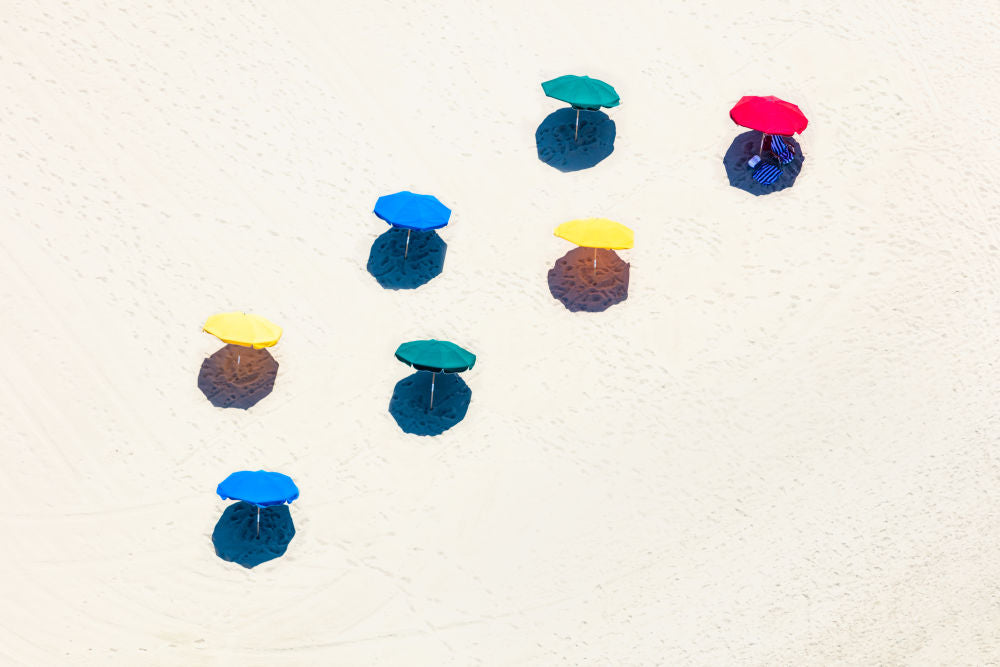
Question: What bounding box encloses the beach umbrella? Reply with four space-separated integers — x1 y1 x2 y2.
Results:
203 311 282 369
374 191 452 259
554 218 634 275
542 74 620 141
217 470 299 538
395 339 476 410
729 95 808 155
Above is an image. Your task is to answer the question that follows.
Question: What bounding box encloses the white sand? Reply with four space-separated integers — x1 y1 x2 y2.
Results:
3 0 999 663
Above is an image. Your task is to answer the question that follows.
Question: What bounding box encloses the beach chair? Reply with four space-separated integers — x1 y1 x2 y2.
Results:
768 135 796 165
752 162 782 185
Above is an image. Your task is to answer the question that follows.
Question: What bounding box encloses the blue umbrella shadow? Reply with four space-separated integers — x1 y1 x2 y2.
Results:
367 228 447 289
548 247 630 313
535 108 616 172
723 130 805 196
388 371 471 436
212 501 295 569
197 345 278 409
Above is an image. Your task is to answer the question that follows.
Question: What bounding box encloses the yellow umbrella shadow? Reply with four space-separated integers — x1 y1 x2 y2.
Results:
550 219 633 312
200 312 282 408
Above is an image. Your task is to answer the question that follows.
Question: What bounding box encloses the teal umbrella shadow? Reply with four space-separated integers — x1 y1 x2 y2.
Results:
536 108 616 172
389 371 471 436
212 501 295 568
367 228 447 289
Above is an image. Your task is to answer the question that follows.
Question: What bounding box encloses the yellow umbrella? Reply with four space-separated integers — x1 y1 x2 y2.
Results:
203 312 282 367
554 218 634 273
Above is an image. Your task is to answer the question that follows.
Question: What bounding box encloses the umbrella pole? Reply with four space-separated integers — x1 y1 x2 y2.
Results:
404 229 411 260
594 247 598 276
256 506 260 539
575 109 580 142
429 372 436 411
760 132 766 156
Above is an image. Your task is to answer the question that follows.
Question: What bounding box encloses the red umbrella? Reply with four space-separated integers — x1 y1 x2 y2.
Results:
730 95 808 155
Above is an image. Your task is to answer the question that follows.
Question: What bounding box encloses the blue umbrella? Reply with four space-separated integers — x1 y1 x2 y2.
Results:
217 470 299 538
374 191 452 259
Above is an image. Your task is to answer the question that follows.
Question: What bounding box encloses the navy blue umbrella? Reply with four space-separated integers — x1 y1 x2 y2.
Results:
217 470 299 538
374 191 451 259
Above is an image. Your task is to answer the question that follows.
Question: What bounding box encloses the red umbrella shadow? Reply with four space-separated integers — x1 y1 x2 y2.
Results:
723 130 805 196
212 501 295 568
367 228 447 290
536 108 616 172
197 344 278 409
548 247 630 313
388 371 471 436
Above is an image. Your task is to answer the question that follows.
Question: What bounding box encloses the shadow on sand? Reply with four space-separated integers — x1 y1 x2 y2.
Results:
722 130 805 196
548 247 630 313
212 501 295 569
536 108 616 172
389 371 471 436
367 228 447 289
198 345 278 409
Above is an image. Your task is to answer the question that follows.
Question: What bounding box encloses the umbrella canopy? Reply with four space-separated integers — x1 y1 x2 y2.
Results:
729 95 808 136
203 312 282 349
374 191 452 231
395 339 476 373
542 75 620 110
217 470 299 507
554 218 634 250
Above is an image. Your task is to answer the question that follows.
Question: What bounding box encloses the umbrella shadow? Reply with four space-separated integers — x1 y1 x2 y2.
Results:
548 247 630 313
212 501 295 569
722 130 805 196
388 371 471 436
197 345 278 409
535 108 616 172
367 228 447 290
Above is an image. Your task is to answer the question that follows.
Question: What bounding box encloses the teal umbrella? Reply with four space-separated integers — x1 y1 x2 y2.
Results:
395 339 476 410
542 74 621 141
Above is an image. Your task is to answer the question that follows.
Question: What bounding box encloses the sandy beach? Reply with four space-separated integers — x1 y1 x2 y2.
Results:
3 0 1000 664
